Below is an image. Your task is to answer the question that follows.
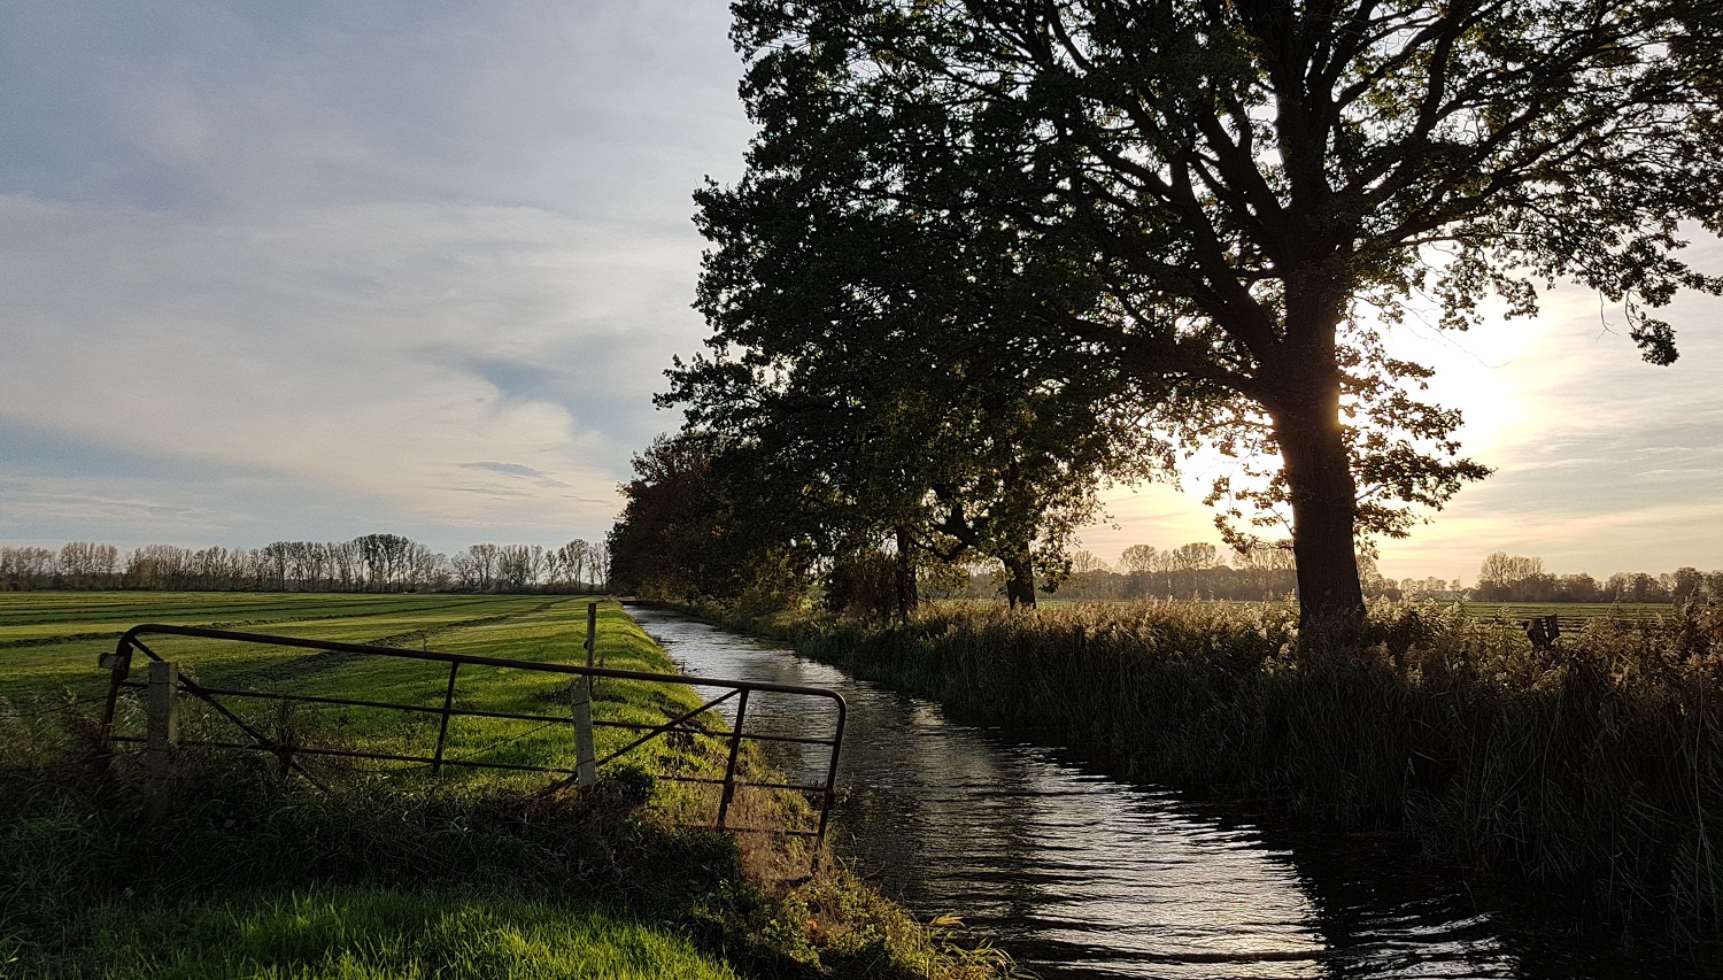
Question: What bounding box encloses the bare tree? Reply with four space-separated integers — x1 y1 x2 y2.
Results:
1119 545 1158 575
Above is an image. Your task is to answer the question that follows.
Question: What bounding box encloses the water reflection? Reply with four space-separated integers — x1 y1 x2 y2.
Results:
627 606 1690 979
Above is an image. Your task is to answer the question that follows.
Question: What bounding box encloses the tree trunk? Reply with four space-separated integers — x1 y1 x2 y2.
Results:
1273 392 1366 638
1002 552 1036 609
892 527 919 622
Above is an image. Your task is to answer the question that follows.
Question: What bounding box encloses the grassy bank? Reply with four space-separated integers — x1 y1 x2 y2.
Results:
680 597 1723 940
0 593 1008 979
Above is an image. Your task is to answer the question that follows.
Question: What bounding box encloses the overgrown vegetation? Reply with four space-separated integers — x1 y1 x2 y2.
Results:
687 597 1723 940
0 595 1009 979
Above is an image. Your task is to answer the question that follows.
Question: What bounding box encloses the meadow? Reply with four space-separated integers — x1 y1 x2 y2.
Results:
0 590 513 634
0 592 1004 979
1453 599 1674 620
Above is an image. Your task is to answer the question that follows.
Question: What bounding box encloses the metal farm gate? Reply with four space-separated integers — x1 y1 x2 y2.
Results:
95 609 846 859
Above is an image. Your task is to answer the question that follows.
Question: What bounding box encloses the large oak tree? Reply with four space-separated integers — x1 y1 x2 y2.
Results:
717 0 1723 630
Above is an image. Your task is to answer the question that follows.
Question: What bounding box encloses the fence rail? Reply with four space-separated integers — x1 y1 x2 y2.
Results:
96 615 846 859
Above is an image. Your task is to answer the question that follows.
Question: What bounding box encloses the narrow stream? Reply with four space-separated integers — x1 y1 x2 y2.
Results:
628 606 1694 980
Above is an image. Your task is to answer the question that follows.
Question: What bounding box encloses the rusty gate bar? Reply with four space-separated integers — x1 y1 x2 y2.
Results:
431 661 460 775
126 635 329 789
716 688 751 829
102 623 850 700
592 689 737 769
96 622 847 860
107 679 839 746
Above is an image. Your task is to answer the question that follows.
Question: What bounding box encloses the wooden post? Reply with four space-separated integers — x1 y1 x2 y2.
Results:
146 661 178 820
570 602 599 787
585 601 597 670
584 601 598 681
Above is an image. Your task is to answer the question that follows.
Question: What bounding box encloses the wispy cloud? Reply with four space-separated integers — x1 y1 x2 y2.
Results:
460 462 551 479
0 1 745 551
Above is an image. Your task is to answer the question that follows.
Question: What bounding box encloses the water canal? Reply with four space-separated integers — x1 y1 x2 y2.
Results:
627 605 1696 979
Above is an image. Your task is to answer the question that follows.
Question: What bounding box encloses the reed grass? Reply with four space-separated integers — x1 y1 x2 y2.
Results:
707 598 1723 937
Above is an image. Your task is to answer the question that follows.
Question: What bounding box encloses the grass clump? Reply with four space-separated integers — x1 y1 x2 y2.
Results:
76 889 744 980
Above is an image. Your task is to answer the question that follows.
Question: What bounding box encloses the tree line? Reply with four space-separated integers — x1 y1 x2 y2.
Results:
1032 547 1721 605
0 535 609 594
1471 553 1722 605
607 439 1723 614
622 1 1722 634
978 542 1360 602
935 543 1299 602
604 432 1723 617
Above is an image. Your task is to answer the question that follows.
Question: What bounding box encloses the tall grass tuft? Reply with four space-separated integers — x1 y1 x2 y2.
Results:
715 598 1723 937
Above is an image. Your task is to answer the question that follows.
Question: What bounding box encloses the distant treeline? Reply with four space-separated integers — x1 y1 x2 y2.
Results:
0 535 609 594
938 542 1307 603
1025 547 1721 605
930 542 1404 603
1467 553 1720 605
606 435 1722 620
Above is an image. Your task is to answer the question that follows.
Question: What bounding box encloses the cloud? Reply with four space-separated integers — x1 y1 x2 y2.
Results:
460 462 551 480
2 1 1719 579
0 1 745 552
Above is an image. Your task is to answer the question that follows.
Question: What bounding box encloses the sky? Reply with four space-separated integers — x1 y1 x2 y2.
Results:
2 2 1719 584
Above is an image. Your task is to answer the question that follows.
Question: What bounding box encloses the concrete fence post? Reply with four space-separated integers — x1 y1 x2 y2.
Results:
146 660 178 820
570 686 598 787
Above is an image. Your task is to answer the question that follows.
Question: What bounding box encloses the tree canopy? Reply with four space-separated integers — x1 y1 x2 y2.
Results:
606 433 812 607
704 0 1722 630
670 99 1170 606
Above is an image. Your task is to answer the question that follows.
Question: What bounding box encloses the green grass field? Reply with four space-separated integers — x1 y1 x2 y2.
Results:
3 593 721 792
0 591 511 641
0 592 996 979
1457 600 1674 620
0 593 548 706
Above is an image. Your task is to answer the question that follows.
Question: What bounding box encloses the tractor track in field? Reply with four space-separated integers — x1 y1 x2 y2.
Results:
221 597 578 687
364 598 572 649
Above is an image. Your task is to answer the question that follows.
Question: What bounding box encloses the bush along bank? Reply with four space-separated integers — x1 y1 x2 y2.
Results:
0 600 1012 980
671 597 1723 943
